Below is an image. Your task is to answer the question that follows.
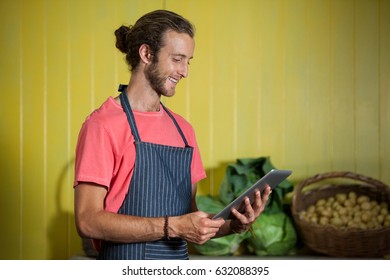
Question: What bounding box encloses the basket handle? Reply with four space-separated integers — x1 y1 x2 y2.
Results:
293 171 389 204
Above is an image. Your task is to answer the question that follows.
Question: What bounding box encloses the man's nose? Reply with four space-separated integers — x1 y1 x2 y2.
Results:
178 62 189 78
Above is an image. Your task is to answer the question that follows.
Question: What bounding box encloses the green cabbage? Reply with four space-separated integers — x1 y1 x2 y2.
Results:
194 195 249 255
246 212 297 256
193 232 248 256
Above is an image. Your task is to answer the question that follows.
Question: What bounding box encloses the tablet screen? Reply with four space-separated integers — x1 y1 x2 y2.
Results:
212 169 292 220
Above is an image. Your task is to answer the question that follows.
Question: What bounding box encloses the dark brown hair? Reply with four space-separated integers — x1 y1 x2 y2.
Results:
115 10 195 72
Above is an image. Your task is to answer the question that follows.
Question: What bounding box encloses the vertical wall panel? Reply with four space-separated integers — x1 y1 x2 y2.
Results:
379 0 390 185
355 0 380 177
45 0 74 259
208 1 237 167
66 0 94 258
208 0 238 195
259 0 286 164
0 0 23 260
330 0 356 172
93 0 118 107
69 0 94 151
235 1 263 159
21 0 46 259
305 0 332 175
283 0 309 178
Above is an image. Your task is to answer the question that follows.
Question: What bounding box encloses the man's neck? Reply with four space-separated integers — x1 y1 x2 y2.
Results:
125 73 161 112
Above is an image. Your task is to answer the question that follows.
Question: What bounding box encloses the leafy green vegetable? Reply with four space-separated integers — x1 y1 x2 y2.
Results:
219 157 267 205
193 232 248 256
219 157 293 214
194 195 249 255
194 157 298 256
196 195 225 215
246 212 297 256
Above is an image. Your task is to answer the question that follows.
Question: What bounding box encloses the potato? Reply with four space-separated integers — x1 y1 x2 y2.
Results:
316 206 325 215
344 199 355 208
330 217 343 227
309 215 318 224
361 212 371 223
361 201 371 211
327 197 335 205
316 199 326 207
299 190 390 229
348 191 357 200
377 214 385 224
353 214 362 223
307 205 315 213
336 193 347 204
319 216 329 225
338 207 347 216
347 220 357 227
357 195 370 204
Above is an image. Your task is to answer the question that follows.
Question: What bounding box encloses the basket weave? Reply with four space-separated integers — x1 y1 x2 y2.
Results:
291 171 390 258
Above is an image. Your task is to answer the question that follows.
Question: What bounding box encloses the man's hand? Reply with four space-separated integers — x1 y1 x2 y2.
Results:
229 185 272 233
169 211 225 245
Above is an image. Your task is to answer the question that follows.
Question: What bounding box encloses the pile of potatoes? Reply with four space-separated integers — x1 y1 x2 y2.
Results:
299 191 390 229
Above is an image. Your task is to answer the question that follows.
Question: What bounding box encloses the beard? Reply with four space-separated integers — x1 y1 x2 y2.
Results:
145 60 175 97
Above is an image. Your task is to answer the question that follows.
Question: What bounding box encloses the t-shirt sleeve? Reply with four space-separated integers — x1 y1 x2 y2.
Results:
187 127 206 185
191 144 206 185
74 118 115 188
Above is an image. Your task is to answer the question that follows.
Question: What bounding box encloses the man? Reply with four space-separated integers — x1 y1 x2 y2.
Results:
74 10 271 260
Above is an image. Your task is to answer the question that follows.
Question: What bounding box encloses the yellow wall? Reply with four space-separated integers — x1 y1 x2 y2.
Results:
0 0 389 259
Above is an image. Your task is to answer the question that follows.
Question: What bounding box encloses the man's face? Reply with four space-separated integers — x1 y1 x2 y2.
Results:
145 30 195 97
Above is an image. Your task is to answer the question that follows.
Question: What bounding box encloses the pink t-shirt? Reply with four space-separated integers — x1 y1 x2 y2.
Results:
74 97 206 213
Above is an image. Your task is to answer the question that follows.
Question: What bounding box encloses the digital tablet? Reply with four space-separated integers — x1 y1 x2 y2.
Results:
212 169 292 220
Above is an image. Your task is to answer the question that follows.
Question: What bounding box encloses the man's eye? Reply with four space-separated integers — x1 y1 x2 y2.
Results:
173 58 181 62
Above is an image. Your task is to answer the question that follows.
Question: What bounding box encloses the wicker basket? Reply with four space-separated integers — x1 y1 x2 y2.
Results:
291 171 390 258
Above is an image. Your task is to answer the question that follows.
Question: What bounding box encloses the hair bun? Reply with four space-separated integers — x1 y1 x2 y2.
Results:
114 25 131 53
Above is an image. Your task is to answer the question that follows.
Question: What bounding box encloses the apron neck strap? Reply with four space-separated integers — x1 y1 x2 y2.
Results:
160 102 190 147
119 85 142 142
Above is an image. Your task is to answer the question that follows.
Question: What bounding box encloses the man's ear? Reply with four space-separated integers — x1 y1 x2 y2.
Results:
139 44 153 64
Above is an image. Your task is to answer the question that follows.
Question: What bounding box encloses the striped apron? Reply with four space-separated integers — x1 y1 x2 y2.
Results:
98 86 193 260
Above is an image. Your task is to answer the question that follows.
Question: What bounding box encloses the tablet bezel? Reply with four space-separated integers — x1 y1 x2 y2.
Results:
212 169 292 220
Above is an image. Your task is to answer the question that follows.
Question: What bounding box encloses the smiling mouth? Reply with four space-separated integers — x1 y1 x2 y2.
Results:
168 77 179 84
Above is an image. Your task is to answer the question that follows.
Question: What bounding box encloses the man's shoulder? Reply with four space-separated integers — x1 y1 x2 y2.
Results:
87 97 123 123
82 97 127 134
